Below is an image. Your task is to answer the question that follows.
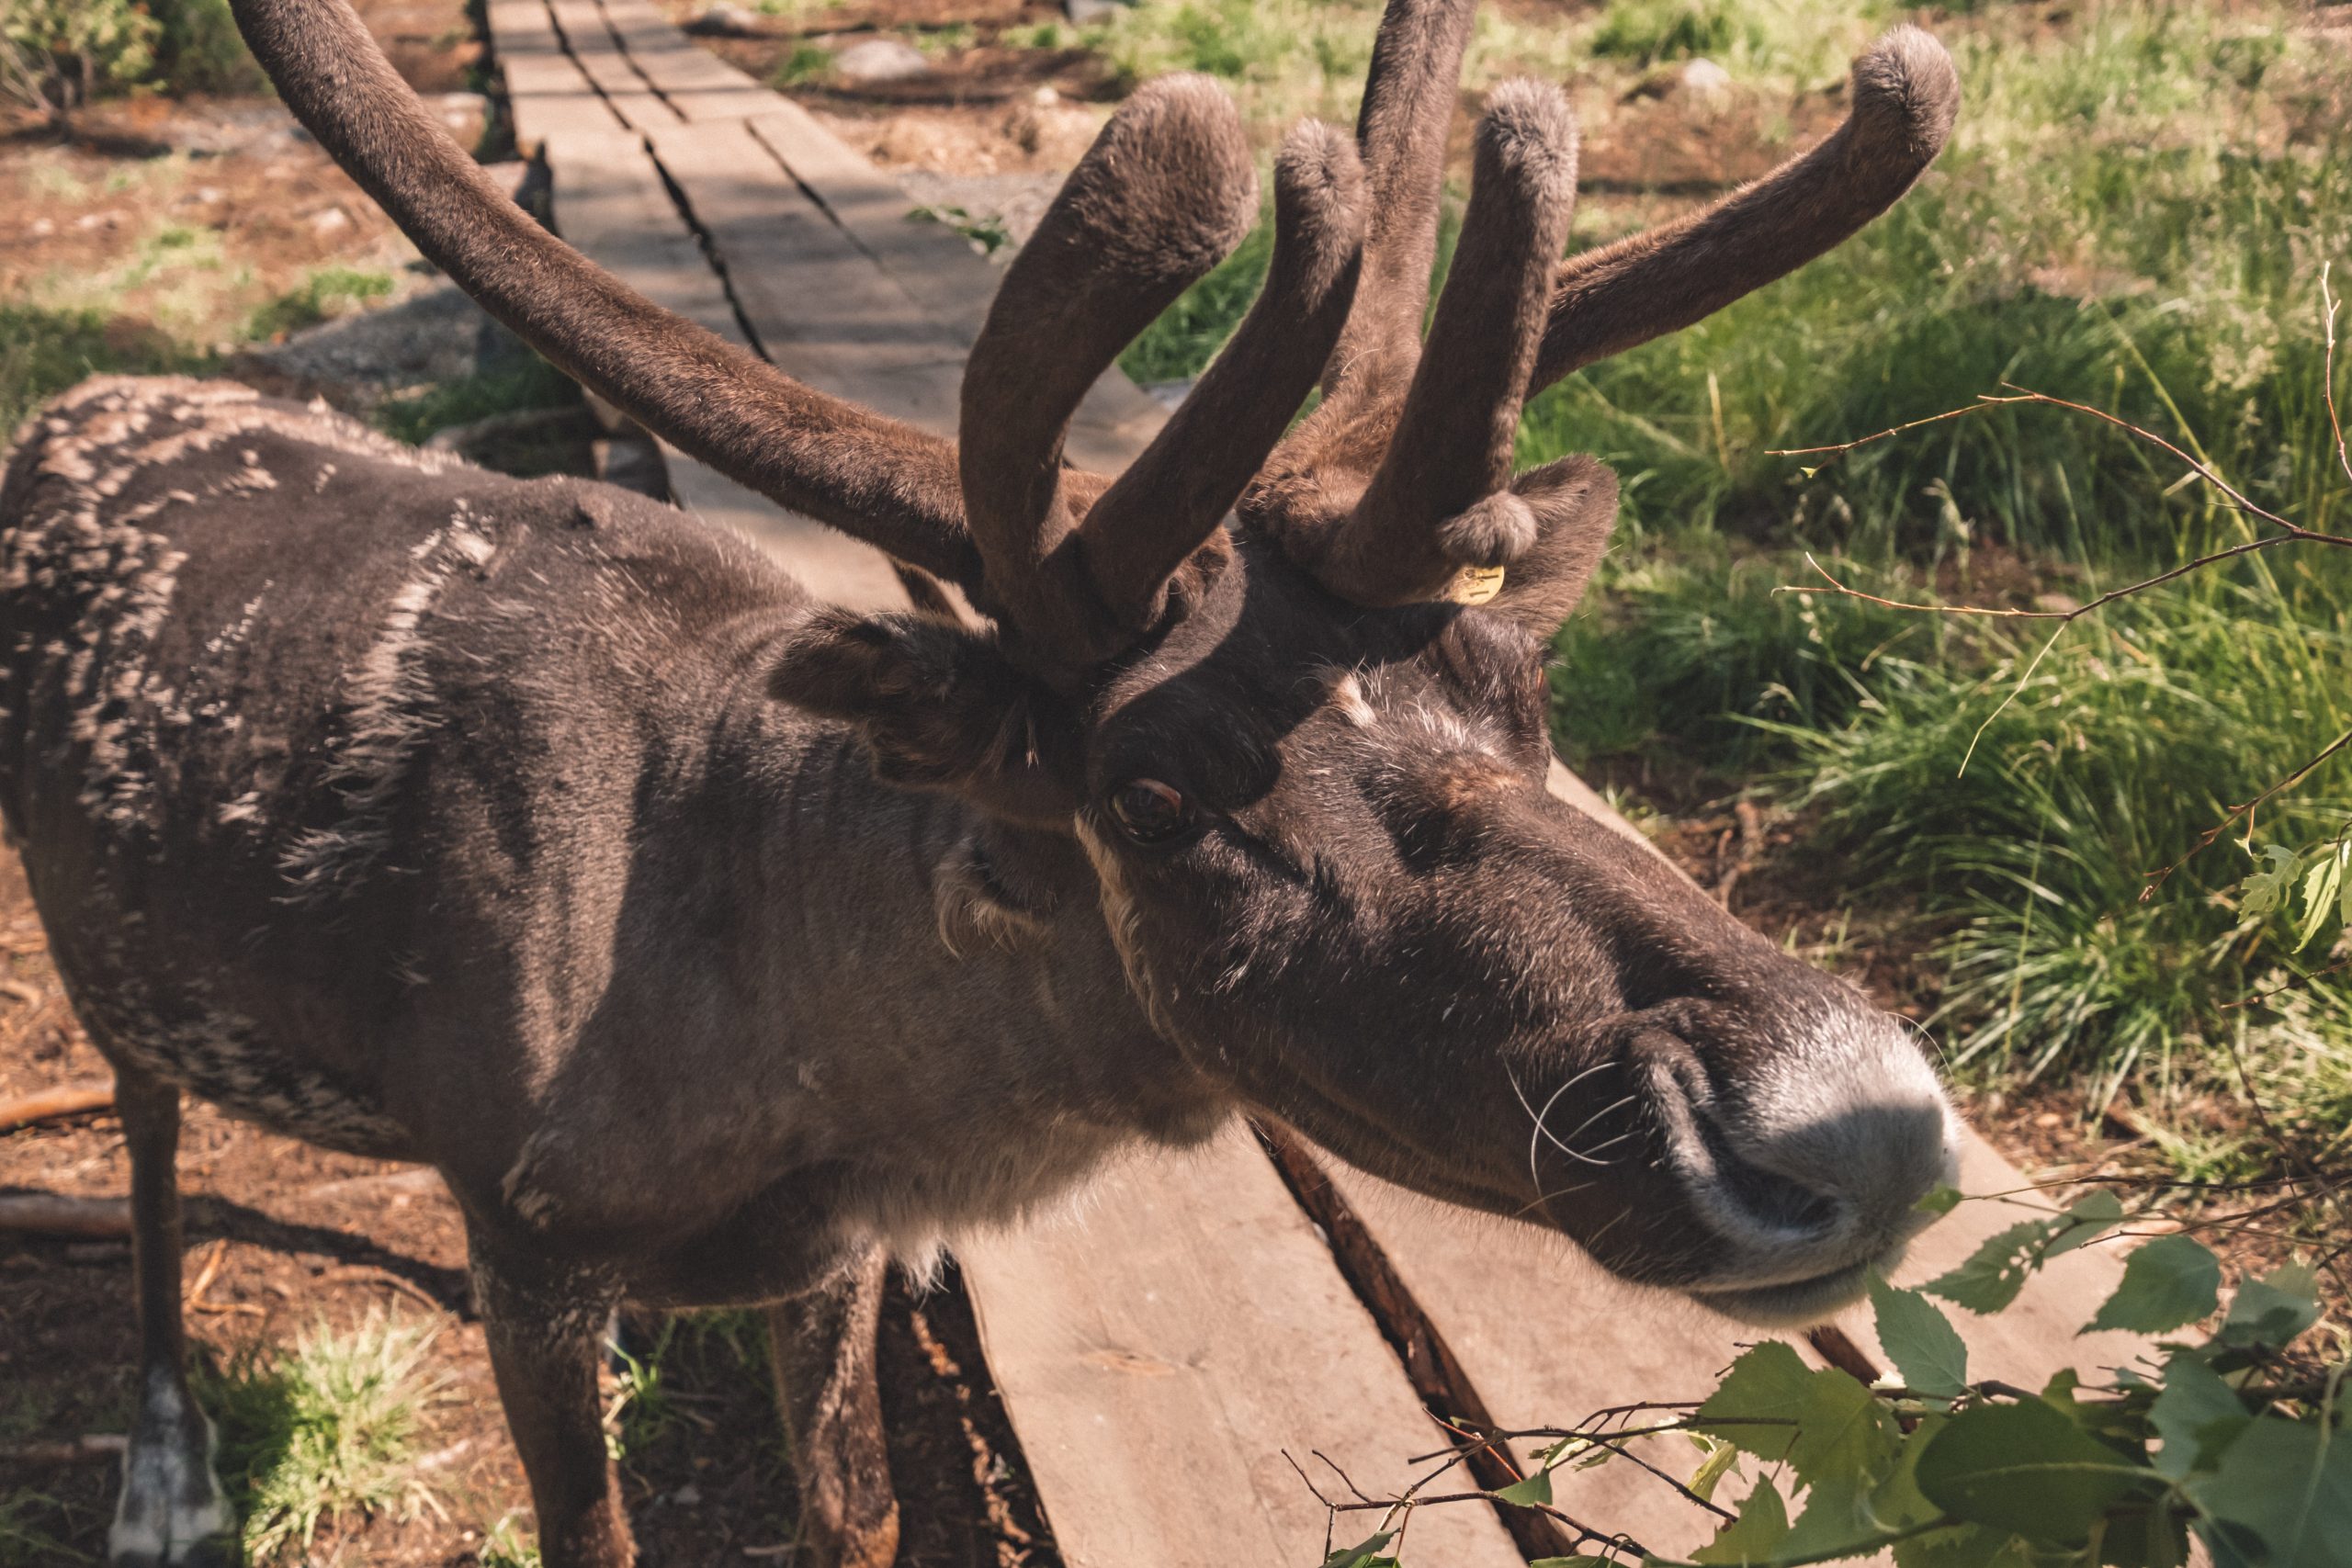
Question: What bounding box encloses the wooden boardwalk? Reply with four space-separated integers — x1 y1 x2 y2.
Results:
477 6 2143 1560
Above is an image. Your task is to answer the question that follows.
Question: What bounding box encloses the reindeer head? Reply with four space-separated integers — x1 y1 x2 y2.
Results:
237 0 1961 1322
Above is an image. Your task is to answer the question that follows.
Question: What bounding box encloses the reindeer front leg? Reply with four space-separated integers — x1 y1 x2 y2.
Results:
467 1235 634 1567
766 1246 898 1568
109 1066 235 1568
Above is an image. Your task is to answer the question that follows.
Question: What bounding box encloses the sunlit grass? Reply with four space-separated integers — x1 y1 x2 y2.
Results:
198 1309 449 1562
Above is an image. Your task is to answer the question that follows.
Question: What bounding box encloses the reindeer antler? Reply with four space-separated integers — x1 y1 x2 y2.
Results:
961 81 1366 677
1532 27 1959 389
230 0 982 586
1244 6 1961 617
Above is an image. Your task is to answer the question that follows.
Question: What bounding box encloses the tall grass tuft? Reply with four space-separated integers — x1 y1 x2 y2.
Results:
199 1309 448 1562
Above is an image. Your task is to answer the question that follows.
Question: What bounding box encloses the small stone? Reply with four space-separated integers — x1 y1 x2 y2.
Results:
311 207 352 236
1065 0 1125 22
670 1483 702 1506
28 218 54 238
1627 55 1733 109
833 38 930 83
684 1 760 35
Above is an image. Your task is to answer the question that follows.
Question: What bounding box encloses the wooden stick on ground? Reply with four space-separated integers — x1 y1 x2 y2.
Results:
0 1192 132 1238
0 1434 128 1467
0 1079 115 1134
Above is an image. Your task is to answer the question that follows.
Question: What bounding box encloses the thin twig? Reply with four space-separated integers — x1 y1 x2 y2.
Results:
2142 726 2352 896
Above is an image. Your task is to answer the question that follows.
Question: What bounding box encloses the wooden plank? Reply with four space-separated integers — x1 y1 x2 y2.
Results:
594 0 783 121
648 120 971 387
546 0 681 130
535 127 910 605
744 106 1006 342
741 106 1168 463
958 1124 1526 1568
662 455 910 610
541 127 741 343
487 0 624 151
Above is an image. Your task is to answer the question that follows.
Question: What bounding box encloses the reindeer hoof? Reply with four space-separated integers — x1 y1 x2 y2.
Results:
109 1379 239 1566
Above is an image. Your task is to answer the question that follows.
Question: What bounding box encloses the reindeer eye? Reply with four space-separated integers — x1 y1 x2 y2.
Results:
1108 779 1191 845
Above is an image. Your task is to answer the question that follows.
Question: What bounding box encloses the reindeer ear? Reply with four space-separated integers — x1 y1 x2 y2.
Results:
1479 455 1620 635
770 608 1082 829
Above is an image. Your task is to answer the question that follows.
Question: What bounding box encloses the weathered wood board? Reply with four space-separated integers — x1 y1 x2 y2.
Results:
487 0 623 152
545 0 679 130
956 1126 1528 1568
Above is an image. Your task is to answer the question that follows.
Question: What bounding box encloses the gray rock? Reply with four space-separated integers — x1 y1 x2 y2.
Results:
1065 0 1127 23
684 2 761 37
833 38 931 83
248 280 518 405
895 169 1066 247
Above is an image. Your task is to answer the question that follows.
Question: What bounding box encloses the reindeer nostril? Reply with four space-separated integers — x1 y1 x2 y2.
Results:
1690 1105 1842 1235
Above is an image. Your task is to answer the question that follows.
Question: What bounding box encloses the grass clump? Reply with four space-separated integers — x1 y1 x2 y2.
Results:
1588 0 1757 67
1775 576 2352 1124
199 1309 448 1562
0 304 197 434
772 41 833 87
245 265 399 342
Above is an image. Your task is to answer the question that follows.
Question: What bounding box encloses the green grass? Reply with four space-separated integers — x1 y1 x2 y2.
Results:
772 41 833 87
369 355 582 461
1 304 197 433
0 1494 95 1567
245 265 399 342
198 1309 447 1562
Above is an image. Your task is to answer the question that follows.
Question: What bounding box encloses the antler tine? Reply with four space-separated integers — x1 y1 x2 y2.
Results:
1531 26 1960 390
229 0 978 584
1307 80 1578 607
1317 0 1480 415
1081 121 1369 630
958 75 1258 678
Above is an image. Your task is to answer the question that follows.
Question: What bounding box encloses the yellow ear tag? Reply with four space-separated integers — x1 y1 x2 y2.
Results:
1449 564 1507 605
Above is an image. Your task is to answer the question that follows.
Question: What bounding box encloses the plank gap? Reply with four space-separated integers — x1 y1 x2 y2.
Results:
1257 1122 1582 1562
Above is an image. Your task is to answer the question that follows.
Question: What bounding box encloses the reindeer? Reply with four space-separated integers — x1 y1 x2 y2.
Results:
0 0 1964 1561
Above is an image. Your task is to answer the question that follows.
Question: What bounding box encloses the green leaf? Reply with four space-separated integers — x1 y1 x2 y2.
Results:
1692 1342 1895 1484
1922 1193 2122 1316
1915 1398 2158 1544
2044 1190 2129 1258
2241 844 2301 920
1926 1219 2063 1314
2219 1264 2322 1350
1781 1426 1951 1562
1871 1275 1970 1397
1872 1415 1952 1533
1893 1524 2034 1568
2085 1235 2222 1335
1493 1469 1553 1506
1688 1435 1743 1503
2295 844 2346 952
1321 1531 1396 1568
1916 1185 1965 1217
1781 1471 1895 1561
2149 1356 2248 1481
2186 1414 2352 1568
1693 1475 1791 1566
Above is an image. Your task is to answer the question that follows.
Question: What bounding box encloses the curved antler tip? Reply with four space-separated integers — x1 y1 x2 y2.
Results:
1474 78 1580 192
1272 120 1369 235
1849 26 1960 163
1055 71 1258 282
